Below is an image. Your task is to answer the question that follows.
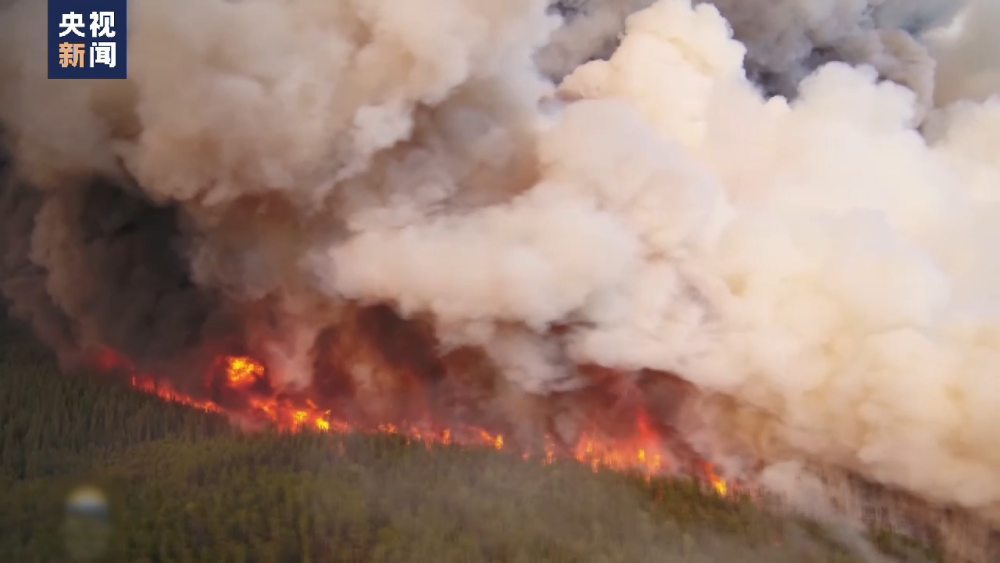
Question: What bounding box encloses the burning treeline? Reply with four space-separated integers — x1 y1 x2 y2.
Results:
92 303 726 492
2 0 1000 536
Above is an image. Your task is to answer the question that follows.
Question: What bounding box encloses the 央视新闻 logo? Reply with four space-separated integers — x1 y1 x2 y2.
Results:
48 0 127 79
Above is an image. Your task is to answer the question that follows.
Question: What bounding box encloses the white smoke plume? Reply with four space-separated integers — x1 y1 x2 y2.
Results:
2 0 1000 529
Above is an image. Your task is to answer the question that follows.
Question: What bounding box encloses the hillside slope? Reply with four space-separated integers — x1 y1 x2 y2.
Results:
0 313 936 563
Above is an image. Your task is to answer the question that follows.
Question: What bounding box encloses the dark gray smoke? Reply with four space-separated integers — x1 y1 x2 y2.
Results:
700 0 965 109
0 139 76 357
0 134 234 375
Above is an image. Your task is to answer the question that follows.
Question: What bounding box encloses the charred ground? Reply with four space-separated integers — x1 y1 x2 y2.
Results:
0 308 940 563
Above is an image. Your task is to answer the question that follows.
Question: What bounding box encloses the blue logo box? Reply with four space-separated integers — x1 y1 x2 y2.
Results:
48 0 128 79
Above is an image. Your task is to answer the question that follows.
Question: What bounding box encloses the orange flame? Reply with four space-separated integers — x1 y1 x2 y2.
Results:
224 356 264 386
130 375 219 413
100 347 733 492
705 463 728 495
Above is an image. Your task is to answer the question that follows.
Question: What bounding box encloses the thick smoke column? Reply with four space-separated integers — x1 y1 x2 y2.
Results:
2 0 1000 527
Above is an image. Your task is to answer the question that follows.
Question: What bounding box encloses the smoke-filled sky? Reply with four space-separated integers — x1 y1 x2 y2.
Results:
2 0 1000 523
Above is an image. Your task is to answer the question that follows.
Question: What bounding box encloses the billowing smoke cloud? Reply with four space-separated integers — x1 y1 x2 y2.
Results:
698 0 964 107
928 0 1000 105
2 0 1000 528
548 0 970 109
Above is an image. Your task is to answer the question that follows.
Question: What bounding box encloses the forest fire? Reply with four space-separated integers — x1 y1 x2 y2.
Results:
225 356 264 387
89 344 729 495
